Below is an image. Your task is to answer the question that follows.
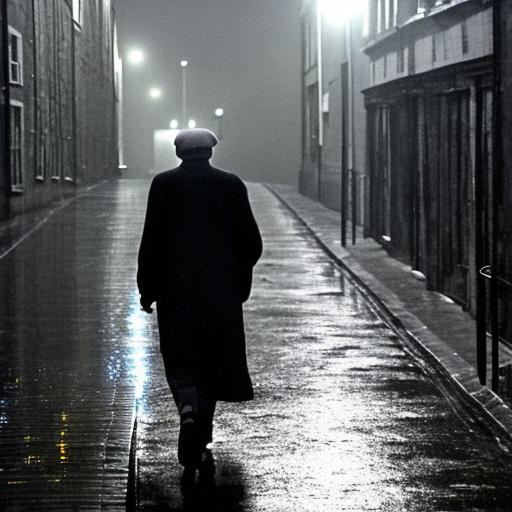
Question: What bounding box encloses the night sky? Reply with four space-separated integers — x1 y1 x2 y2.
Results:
114 0 301 185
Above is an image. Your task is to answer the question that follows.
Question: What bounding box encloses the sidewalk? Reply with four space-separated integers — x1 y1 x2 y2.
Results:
267 183 512 442
0 179 145 510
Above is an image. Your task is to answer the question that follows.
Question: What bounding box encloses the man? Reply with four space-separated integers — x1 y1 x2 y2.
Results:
137 128 262 478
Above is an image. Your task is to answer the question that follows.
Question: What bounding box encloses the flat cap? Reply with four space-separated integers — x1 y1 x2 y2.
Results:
174 128 218 159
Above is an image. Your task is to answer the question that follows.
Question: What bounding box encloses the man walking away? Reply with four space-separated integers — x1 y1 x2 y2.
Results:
137 128 262 481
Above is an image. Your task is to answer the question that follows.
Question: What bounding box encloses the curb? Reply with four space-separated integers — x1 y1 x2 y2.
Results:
265 183 512 448
126 411 138 511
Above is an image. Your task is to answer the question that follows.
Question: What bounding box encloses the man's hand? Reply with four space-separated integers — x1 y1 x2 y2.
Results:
140 296 154 314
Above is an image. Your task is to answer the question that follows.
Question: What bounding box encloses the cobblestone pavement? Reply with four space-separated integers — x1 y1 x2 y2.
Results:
136 183 512 511
0 181 148 510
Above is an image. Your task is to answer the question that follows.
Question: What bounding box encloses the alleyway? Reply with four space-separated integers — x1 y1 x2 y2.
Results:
0 180 512 511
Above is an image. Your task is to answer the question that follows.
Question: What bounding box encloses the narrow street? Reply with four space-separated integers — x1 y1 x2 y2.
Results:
0 180 512 511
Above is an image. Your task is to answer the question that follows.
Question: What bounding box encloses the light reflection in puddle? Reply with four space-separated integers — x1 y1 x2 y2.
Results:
127 295 150 416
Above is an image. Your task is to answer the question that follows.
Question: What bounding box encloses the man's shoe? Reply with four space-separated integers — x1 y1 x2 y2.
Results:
178 417 201 468
198 448 216 479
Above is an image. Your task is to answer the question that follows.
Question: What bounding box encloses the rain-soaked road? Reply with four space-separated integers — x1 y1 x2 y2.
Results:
137 182 512 511
0 180 512 511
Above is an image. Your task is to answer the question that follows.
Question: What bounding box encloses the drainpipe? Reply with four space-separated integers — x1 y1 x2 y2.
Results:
490 0 503 391
316 1 323 202
1 0 11 218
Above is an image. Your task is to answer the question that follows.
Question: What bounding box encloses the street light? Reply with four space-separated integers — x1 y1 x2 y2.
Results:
180 60 188 128
127 48 144 65
214 108 224 139
149 87 162 99
318 0 364 24
170 119 179 129
188 119 196 129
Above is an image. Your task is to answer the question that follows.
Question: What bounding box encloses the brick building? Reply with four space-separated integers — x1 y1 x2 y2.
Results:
0 0 121 220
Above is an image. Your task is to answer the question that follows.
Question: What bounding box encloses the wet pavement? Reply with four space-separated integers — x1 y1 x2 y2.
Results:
135 183 512 511
0 182 147 510
1 180 512 511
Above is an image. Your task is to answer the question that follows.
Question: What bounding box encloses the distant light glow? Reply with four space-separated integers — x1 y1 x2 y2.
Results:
127 49 144 65
180 60 188 68
214 108 224 117
319 0 365 24
188 119 196 129
170 119 179 129
149 87 162 99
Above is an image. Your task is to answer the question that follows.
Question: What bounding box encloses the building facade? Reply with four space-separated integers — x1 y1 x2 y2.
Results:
363 0 493 313
497 0 512 355
0 0 121 220
301 0 512 369
300 0 370 242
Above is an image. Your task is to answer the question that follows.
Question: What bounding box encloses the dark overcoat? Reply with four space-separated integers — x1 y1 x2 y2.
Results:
137 159 262 402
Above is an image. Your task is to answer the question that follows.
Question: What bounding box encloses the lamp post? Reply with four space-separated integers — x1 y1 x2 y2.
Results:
317 0 363 246
215 108 224 140
316 1 324 202
123 47 148 176
180 60 188 128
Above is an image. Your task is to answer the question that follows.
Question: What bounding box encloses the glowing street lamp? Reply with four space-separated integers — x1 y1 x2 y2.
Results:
149 87 162 99
170 119 179 129
188 119 196 129
318 0 364 25
127 49 144 65
214 108 224 140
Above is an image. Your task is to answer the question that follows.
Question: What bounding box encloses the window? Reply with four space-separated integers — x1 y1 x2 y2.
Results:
10 101 24 192
408 44 416 74
397 48 405 74
377 0 397 34
72 0 82 26
461 21 469 55
363 0 370 37
8 27 23 85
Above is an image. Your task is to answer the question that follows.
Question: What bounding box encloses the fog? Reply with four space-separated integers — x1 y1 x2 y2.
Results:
114 0 302 185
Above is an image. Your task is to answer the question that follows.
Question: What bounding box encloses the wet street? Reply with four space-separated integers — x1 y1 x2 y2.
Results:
137 183 512 511
1 180 512 511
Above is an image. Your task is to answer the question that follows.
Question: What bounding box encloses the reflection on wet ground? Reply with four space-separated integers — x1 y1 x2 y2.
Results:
0 182 149 509
136 183 512 511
